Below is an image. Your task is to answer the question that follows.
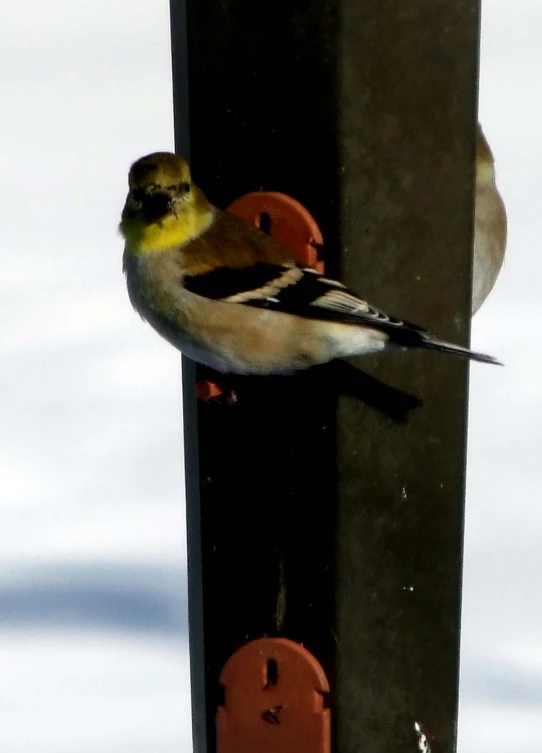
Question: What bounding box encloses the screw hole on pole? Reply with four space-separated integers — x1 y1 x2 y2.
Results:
259 212 272 234
264 658 278 688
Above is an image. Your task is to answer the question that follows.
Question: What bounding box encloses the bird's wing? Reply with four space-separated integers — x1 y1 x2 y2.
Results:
184 262 427 334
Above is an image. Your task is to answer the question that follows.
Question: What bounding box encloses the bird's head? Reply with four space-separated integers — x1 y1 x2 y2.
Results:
119 152 213 254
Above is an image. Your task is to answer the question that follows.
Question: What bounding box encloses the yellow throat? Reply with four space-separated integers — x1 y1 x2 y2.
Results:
121 205 214 255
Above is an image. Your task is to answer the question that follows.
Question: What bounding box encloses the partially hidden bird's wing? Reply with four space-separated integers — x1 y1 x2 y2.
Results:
184 262 427 335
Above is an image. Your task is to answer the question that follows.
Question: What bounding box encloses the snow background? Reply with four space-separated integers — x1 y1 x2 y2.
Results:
0 1 540 751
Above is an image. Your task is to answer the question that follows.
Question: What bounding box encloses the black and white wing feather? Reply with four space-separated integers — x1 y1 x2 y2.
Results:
184 262 501 365
184 262 425 334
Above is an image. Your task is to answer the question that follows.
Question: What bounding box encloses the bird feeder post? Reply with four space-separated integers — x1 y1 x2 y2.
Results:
169 1 481 752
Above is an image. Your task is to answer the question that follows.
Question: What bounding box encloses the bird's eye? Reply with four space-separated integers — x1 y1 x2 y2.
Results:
165 183 190 194
131 188 145 204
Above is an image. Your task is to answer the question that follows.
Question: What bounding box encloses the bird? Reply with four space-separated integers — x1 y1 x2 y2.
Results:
119 152 501 376
472 124 507 314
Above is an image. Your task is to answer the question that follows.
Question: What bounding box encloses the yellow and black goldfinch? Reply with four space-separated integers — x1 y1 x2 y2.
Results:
472 124 507 314
120 152 500 375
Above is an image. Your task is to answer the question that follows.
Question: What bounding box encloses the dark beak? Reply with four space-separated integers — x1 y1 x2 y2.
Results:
141 192 174 222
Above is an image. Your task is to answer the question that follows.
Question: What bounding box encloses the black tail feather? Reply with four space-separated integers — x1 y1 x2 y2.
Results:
420 335 502 365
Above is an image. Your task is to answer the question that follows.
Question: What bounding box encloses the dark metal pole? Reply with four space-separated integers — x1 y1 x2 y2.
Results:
169 4 209 750
169 1 480 751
